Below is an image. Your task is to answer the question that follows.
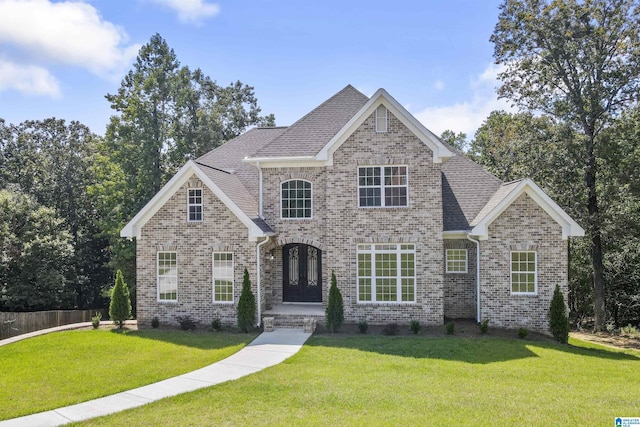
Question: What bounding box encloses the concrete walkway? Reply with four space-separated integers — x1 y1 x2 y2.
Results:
0 328 311 427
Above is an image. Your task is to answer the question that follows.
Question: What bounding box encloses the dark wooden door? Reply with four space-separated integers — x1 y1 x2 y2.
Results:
282 243 322 302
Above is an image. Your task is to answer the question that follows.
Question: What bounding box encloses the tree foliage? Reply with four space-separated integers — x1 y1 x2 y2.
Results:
326 271 344 333
109 269 132 329
492 0 640 330
440 130 468 152
102 34 275 297
237 268 256 332
0 119 111 310
0 188 74 311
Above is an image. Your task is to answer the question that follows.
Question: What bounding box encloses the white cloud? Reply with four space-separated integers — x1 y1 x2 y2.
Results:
433 80 445 91
415 63 515 138
0 0 140 85
148 0 220 24
0 59 60 97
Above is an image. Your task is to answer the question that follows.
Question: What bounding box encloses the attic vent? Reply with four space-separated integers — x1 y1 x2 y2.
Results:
375 104 388 133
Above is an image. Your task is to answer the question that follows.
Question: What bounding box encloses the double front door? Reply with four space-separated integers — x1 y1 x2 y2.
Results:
282 243 322 302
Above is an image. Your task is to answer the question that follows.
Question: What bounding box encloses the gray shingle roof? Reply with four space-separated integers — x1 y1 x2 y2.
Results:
195 85 506 235
252 85 369 158
441 149 503 231
470 179 523 227
195 127 287 234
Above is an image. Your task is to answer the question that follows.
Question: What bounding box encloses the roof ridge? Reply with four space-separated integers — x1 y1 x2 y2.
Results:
194 161 231 174
256 85 368 154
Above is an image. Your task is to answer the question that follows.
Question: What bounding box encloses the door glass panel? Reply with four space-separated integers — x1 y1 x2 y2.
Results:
289 246 298 286
308 246 318 286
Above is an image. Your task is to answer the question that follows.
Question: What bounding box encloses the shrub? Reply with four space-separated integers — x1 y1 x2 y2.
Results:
211 318 222 331
518 327 528 339
237 268 256 333
358 319 368 334
325 271 344 333
479 319 489 334
445 322 455 335
410 320 421 335
151 316 160 329
548 285 570 343
176 315 197 331
620 324 639 338
109 270 132 329
383 322 399 336
91 312 102 329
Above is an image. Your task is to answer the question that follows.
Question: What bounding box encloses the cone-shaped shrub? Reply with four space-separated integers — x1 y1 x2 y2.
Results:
109 270 132 329
237 268 256 332
325 270 344 333
548 284 570 343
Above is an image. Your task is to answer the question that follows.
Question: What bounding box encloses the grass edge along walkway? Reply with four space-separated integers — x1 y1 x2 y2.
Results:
0 327 259 421
0 328 310 427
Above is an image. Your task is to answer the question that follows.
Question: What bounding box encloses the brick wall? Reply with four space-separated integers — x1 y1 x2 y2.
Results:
137 176 255 328
443 239 477 319
261 109 445 325
480 193 568 331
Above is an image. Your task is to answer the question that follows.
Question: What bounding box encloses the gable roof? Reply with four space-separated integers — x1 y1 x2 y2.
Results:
244 86 454 165
121 85 584 244
469 178 585 240
316 88 454 164
251 85 369 158
120 160 274 241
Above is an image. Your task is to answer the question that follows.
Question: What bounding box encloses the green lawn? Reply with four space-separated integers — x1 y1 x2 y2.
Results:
0 328 256 420
75 334 640 426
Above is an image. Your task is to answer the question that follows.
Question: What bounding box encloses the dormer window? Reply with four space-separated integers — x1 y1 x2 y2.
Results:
188 188 203 222
375 105 388 133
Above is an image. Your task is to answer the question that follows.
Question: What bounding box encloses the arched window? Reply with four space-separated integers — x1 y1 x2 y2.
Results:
281 180 312 219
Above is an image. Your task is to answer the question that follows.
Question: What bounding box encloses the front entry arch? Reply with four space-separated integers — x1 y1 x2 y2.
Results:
282 243 322 302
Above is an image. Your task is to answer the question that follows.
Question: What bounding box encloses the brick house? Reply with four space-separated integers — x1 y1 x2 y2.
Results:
121 85 584 331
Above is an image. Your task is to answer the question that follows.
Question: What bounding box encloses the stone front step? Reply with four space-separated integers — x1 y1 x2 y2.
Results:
262 313 325 332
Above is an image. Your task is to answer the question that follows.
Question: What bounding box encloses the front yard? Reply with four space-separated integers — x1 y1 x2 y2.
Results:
73 333 640 426
0 328 256 420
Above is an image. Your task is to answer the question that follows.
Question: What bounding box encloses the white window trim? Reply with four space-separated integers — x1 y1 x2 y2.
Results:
357 243 416 304
212 252 234 304
510 251 538 295
375 104 388 133
357 165 409 208
187 188 203 222
280 179 313 220
446 249 468 273
157 251 177 302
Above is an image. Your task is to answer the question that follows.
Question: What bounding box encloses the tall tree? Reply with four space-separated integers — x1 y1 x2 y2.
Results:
440 130 468 152
0 119 111 309
470 111 591 324
104 33 275 294
491 0 640 330
0 188 75 311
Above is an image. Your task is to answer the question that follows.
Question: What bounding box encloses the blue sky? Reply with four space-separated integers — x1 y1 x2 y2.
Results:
0 0 512 138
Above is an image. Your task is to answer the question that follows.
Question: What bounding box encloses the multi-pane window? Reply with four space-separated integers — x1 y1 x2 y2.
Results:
446 249 468 273
357 244 415 303
188 189 203 222
157 252 177 301
281 180 312 218
375 104 388 132
358 166 408 207
511 251 537 294
213 253 233 303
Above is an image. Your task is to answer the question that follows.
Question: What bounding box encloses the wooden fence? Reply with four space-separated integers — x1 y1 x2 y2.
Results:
0 309 108 340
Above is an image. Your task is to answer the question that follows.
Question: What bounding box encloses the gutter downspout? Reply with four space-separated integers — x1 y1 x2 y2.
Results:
256 235 270 327
467 235 481 323
258 161 263 218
